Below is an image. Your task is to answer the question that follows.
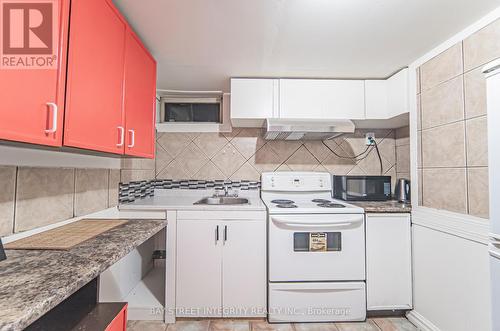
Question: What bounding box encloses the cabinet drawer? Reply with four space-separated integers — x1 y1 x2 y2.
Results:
268 282 366 322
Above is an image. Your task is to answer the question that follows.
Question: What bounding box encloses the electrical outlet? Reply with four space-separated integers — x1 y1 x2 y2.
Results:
365 132 375 146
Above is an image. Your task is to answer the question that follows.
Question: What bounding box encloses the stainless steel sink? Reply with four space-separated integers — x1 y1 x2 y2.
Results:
194 197 249 205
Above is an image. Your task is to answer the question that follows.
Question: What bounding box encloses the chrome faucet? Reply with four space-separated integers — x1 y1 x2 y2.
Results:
214 185 238 198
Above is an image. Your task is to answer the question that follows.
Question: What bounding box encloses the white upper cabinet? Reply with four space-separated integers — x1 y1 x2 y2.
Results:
365 80 388 119
279 79 365 120
365 68 409 119
386 68 409 118
230 78 278 127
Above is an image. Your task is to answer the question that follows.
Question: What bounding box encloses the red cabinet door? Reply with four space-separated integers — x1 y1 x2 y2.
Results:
0 0 69 146
64 0 126 154
123 31 157 158
105 304 127 331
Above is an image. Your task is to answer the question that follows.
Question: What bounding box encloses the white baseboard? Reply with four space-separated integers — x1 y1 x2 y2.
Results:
406 310 441 331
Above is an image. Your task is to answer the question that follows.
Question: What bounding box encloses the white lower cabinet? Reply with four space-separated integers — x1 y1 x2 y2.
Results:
366 213 412 311
176 219 266 317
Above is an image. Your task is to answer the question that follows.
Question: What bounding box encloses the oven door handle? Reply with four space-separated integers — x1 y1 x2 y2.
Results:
271 217 363 229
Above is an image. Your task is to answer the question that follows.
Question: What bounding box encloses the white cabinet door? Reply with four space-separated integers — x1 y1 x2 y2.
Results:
176 220 223 317
386 68 409 118
365 80 388 119
366 213 412 311
230 78 278 127
279 79 365 119
222 220 266 317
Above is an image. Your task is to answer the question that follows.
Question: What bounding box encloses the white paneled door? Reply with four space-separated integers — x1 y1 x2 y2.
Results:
176 220 222 317
222 220 266 317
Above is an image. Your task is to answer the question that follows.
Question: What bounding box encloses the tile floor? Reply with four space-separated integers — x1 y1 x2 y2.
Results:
127 318 418 331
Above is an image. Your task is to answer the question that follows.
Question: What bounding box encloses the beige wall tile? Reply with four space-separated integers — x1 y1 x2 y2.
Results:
247 143 282 173
155 145 174 175
121 157 155 170
421 75 464 129
463 18 500 71
156 132 194 157
395 126 410 146
358 149 392 175
15 167 75 233
121 169 155 182
421 43 463 91
74 169 109 216
422 121 466 168
266 140 302 163
212 143 247 177
174 142 209 177
321 144 357 176
230 162 261 181
423 168 467 214
0 166 16 237
156 159 190 180
396 144 410 173
193 161 225 180
304 141 333 163
468 167 489 218
193 133 229 159
464 66 487 119
285 146 320 171
466 116 488 167
230 128 266 159
108 169 120 207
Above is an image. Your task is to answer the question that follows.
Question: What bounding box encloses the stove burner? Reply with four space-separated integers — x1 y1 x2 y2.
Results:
276 204 298 208
312 199 331 203
317 203 346 208
271 199 295 204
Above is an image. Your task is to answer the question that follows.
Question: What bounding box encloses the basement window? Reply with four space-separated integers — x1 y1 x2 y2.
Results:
160 97 221 123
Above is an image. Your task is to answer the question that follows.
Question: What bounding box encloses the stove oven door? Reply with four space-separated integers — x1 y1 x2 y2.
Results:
268 213 365 282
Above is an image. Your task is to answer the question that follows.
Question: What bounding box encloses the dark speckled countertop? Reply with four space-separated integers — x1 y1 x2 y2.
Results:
0 220 167 331
350 200 412 213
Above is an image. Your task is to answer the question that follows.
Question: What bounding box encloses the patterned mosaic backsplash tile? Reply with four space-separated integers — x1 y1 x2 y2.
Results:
119 179 260 204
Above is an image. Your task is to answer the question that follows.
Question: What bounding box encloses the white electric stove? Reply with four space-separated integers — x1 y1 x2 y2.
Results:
261 172 366 323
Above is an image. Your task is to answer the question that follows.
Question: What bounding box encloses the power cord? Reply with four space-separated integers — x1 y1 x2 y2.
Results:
322 131 391 175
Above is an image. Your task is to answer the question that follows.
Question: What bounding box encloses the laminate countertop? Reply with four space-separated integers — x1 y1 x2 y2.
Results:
350 200 412 213
0 219 167 331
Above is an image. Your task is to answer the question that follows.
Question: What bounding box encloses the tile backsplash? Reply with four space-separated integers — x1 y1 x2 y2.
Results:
154 128 410 185
416 18 496 219
0 166 120 237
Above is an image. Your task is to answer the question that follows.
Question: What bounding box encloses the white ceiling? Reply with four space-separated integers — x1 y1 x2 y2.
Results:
114 0 500 92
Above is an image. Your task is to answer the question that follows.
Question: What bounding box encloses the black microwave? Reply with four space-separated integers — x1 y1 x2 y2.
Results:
333 176 392 201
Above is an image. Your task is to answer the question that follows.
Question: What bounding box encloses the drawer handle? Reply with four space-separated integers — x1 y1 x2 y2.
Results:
45 102 58 133
117 126 124 147
128 129 135 148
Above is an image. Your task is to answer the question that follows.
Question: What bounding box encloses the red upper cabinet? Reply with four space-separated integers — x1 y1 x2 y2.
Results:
64 0 126 154
123 31 157 158
0 0 70 146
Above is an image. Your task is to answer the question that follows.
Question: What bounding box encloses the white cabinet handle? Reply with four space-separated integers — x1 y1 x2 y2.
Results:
45 102 58 133
117 126 124 147
128 129 135 148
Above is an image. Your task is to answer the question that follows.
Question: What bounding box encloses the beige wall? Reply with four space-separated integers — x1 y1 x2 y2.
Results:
0 166 120 237
416 19 498 219
154 128 410 186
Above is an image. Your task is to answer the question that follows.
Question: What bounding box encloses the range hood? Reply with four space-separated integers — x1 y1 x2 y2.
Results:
263 118 355 140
